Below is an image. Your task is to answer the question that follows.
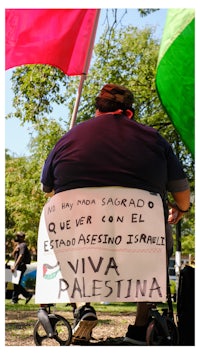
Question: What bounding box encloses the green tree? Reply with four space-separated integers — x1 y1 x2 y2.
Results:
7 65 69 126
5 119 66 253
6 154 44 253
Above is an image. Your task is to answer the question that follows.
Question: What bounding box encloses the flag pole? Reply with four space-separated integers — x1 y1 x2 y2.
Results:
69 9 100 129
69 74 86 130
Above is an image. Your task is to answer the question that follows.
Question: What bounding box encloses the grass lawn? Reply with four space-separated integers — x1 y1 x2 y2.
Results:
5 299 137 312
5 298 176 313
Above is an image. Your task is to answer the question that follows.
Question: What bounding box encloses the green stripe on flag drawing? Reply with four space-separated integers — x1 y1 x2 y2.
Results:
43 269 60 280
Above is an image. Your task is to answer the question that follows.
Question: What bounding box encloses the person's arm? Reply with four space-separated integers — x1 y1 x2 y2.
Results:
11 254 23 272
40 153 55 195
168 188 190 224
41 183 55 197
41 166 54 193
171 189 191 212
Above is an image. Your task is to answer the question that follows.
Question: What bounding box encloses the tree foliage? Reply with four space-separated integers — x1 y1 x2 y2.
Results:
5 120 66 254
5 154 45 254
7 65 69 125
5 14 194 256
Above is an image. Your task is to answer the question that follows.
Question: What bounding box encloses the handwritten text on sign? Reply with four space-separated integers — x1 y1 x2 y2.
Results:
35 187 166 303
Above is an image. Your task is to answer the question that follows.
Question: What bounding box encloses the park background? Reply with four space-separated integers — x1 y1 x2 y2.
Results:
3 1 198 351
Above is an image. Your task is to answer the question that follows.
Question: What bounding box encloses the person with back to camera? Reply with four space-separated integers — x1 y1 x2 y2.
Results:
41 84 190 345
11 231 32 305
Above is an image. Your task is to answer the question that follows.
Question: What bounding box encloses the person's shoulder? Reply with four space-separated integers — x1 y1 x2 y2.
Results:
65 117 95 133
132 120 171 145
131 119 157 134
19 241 27 248
69 117 98 133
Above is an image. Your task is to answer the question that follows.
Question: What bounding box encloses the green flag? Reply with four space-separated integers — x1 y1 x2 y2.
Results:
156 9 195 157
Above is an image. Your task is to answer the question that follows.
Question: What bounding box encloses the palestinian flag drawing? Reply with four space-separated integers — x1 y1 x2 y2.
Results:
156 9 195 157
43 262 61 280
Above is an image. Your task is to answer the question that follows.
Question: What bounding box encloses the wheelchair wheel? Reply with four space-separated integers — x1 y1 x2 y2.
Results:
33 314 72 346
146 317 179 345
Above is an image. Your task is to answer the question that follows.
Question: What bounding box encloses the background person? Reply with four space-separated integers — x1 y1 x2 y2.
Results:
11 232 32 304
41 83 190 345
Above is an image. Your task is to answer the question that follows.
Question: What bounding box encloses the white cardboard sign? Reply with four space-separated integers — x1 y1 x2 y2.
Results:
35 187 166 303
5 268 21 284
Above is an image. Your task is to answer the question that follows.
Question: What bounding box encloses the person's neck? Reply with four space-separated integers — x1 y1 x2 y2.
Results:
95 109 133 120
95 109 123 117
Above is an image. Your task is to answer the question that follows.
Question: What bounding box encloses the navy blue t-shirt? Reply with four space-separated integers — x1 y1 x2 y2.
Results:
41 114 188 200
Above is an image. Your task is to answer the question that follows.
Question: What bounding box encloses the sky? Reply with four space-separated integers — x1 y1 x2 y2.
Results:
5 8 168 156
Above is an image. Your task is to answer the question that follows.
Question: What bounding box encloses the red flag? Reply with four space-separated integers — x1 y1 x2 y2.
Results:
5 9 99 75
